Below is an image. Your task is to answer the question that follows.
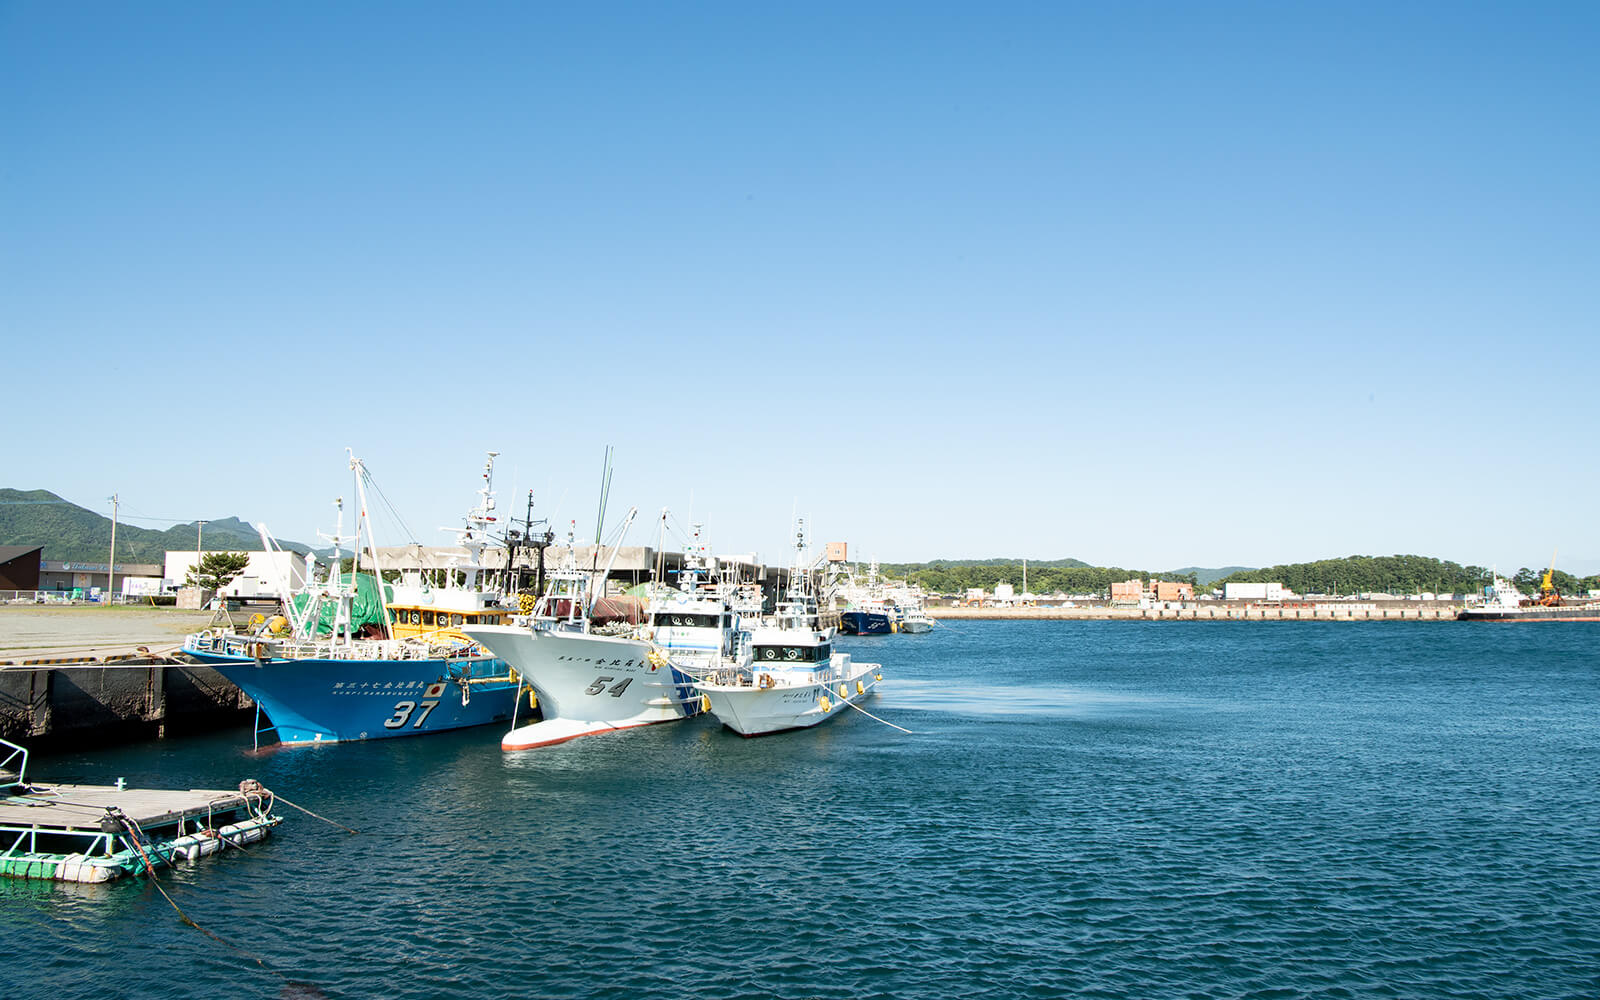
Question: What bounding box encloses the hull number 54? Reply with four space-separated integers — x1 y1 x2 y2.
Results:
585 676 634 697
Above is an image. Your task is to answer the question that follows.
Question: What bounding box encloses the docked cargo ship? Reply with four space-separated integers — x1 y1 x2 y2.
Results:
1458 575 1600 622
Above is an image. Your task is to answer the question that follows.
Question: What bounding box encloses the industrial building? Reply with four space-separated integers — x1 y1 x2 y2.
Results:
1111 578 1196 604
0 546 42 591
1223 582 1291 601
37 559 165 596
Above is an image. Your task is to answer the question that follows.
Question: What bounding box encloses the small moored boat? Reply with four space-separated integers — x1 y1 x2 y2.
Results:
695 521 882 736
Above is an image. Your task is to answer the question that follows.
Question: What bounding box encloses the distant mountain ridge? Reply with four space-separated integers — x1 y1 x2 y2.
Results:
0 489 313 565
12 490 1593 596
879 558 1248 585
1170 566 1255 586
884 557 1093 570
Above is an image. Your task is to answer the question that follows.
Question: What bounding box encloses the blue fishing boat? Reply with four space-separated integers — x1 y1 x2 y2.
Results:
838 607 894 635
182 643 516 745
834 559 899 634
183 451 520 747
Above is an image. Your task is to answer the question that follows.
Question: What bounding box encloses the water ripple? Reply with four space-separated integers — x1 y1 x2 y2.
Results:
7 622 1600 999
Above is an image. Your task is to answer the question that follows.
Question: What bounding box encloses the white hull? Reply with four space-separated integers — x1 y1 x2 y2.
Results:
699 660 880 736
463 625 704 750
899 616 934 633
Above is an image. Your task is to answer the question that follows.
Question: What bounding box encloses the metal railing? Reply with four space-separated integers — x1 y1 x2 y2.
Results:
0 739 28 792
0 590 163 606
186 629 467 662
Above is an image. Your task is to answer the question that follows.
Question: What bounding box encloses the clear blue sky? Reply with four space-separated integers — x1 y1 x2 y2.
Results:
4 2 1596 574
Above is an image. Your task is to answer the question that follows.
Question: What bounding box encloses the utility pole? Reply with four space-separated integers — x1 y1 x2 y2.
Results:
197 519 207 584
107 494 119 604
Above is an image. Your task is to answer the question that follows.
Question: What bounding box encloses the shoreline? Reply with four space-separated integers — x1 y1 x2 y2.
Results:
926 604 1461 622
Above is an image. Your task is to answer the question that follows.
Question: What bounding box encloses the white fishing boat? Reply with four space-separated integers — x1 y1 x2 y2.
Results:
695 520 882 736
463 511 746 750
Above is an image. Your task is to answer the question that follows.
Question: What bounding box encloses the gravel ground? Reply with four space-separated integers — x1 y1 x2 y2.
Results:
0 606 218 661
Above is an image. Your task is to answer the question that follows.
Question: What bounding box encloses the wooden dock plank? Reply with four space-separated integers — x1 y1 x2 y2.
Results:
0 784 253 832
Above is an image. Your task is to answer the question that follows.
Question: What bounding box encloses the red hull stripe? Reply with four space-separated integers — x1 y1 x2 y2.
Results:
500 718 665 751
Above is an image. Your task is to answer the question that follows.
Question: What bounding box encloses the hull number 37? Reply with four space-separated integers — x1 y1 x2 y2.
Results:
384 681 451 729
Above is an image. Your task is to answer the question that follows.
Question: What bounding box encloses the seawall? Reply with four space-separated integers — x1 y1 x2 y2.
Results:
0 606 252 748
929 604 1460 621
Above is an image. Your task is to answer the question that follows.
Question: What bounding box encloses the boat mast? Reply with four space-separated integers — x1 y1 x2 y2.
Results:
315 495 354 645
256 522 311 637
653 508 669 603
348 450 392 641
589 506 640 608
446 451 498 595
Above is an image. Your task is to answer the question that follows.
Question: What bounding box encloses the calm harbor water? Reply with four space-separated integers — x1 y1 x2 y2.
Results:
6 621 1598 1000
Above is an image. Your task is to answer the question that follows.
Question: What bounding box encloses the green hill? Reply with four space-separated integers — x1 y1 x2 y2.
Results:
1171 566 1255 586
0 489 313 564
874 558 1198 594
879 557 1092 572
1213 554 1600 597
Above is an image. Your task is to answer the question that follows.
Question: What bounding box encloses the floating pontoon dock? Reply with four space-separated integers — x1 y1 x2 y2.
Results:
0 740 282 882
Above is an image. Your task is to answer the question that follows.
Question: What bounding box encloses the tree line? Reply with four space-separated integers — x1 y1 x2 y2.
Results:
1213 555 1600 597
875 560 1198 596
873 554 1600 599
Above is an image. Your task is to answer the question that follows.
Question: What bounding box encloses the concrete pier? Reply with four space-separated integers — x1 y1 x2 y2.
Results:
930 603 1460 622
0 607 252 747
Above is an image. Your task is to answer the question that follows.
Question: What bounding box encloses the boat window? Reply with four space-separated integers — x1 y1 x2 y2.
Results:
423 611 434 626
755 645 820 662
655 613 722 628
410 610 421 625
451 614 465 627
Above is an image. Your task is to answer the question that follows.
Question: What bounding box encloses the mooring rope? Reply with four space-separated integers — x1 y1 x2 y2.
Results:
106 806 312 985
255 788 359 835
106 806 326 993
834 689 914 734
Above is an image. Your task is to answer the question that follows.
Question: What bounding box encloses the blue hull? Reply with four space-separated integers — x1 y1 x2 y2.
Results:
839 611 893 635
188 650 519 745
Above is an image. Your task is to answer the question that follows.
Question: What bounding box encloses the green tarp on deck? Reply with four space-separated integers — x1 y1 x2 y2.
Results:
291 572 394 636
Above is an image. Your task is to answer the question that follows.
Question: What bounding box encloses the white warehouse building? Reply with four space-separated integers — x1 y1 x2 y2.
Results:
1223 581 1291 601
163 550 306 599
